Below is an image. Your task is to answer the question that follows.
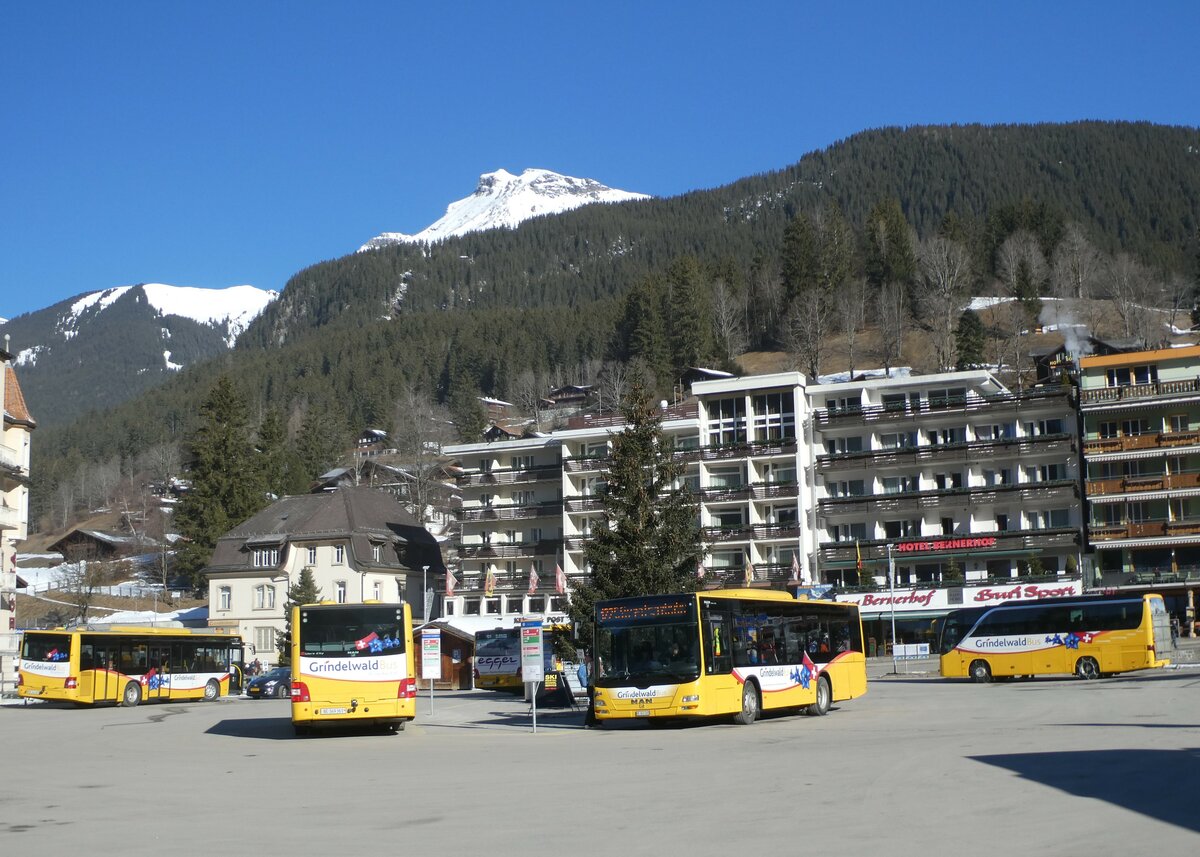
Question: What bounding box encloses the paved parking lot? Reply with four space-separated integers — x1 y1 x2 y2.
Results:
3 668 1199 855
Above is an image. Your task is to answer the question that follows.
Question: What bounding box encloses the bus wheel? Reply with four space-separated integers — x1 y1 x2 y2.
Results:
734 680 760 725
122 682 142 707
970 660 992 683
807 676 832 717
203 679 221 701
1075 657 1100 680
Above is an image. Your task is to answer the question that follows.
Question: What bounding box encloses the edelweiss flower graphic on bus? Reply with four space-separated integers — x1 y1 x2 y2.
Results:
789 653 820 690
353 631 402 653
45 648 68 662
1046 631 1096 649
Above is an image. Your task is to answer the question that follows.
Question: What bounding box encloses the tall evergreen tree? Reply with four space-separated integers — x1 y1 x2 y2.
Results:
568 381 703 644
954 310 986 370
257 407 303 498
666 256 715 375
276 566 323 665
174 376 268 588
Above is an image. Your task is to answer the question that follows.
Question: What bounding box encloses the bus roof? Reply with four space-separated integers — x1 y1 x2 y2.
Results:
944 592 1157 616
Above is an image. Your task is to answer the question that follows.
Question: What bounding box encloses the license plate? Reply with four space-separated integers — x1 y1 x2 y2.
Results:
635 709 650 717
26 689 42 695
318 707 348 715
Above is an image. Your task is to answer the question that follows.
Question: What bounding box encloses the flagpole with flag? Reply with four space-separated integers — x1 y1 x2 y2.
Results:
528 566 539 594
445 569 458 597
484 567 496 597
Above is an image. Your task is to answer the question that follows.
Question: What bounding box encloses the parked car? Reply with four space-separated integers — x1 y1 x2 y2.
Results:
246 667 291 699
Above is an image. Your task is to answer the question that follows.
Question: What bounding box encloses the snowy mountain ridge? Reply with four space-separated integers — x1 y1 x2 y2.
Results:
359 168 649 251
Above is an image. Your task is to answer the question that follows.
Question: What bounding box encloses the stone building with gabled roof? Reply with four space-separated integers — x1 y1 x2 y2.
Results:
204 486 446 668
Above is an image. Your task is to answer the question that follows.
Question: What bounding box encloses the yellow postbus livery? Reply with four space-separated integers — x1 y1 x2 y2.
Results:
593 589 867 725
19 627 242 707
290 602 415 736
938 592 1173 682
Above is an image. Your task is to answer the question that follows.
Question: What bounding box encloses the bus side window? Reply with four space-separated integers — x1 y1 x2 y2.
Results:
81 644 94 670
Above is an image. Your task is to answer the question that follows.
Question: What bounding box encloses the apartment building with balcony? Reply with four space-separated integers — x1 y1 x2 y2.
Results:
812 370 1084 642
444 369 1087 647
1079 346 1200 599
1 347 35 690
444 435 570 622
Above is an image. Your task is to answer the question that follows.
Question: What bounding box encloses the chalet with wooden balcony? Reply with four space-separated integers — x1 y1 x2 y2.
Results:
1079 345 1200 588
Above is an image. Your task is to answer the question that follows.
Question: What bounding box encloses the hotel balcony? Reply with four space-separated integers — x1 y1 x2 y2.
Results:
816 388 1073 426
698 562 797 589
817 433 1076 472
455 464 562 487
454 538 565 560
819 526 1080 565
1082 430 1200 456
0 501 20 531
702 522 802 543
1079 377 1200 406
0 443 28 485
1089 517 1200 542
819 479 1078 516
454 500 563 522
1086 471 1200 497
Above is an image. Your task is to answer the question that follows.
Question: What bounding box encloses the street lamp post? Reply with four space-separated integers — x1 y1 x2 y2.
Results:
421 565 430 620
887 543 898 675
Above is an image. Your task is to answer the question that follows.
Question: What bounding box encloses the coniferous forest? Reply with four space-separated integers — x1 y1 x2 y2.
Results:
27 122 1200 530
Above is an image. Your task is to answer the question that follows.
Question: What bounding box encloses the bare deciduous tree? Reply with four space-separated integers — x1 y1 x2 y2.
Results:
510 368 546 429
783 292 835 380
839 277 869 377
1104 253 1158 344
596 361 633 413
996 231 1048 319
1051 223 1102 301
56 556 114 624
873 281 906 374
712 276 748 362
916 236 973 371
390 384 456 525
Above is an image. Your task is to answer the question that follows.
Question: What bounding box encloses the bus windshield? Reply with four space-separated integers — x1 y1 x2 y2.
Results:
937 609 985 655
596 595 699 685
299 606 407 657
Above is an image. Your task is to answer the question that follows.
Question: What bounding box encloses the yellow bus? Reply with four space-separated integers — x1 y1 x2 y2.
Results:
937 593 1173 682
593 589 867 725
19 626 243 707
473 623 570 692
290 602 415 736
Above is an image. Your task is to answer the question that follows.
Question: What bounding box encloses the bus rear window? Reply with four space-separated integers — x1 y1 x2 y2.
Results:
299 607 406 657
22 634 72 662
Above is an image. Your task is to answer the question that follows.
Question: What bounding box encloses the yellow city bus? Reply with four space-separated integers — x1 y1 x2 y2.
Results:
290 602 415 736
593 589 867 725
474 623 571 692
19 626 243 707
938 592 1173 682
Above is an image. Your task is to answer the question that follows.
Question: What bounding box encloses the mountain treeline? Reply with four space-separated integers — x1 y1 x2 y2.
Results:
25 121 1200 532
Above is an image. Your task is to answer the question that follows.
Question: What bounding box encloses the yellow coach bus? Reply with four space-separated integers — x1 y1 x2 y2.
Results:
593 589 867 725
290 602 415 736
19 626 242 706
938 592 1173 682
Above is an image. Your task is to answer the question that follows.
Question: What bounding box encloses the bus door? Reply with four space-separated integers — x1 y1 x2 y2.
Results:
700 601 737 710
92 640 117 701
146 643 171 698
77 638 96 702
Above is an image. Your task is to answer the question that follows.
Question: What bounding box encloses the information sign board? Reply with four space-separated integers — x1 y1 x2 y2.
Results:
421 628 442 680
520 619 545 684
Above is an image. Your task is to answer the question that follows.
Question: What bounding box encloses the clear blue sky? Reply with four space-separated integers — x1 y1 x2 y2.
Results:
2 2 1197 320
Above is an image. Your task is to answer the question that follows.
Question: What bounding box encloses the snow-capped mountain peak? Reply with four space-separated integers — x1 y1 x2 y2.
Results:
359 167 649 251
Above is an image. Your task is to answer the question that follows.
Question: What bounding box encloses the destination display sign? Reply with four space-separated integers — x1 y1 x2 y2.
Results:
597 596 694 626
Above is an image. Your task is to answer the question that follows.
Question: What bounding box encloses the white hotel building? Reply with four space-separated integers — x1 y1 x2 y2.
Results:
445 369 1084 649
